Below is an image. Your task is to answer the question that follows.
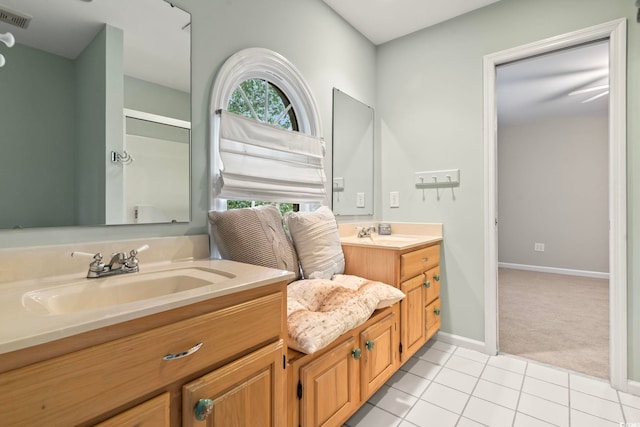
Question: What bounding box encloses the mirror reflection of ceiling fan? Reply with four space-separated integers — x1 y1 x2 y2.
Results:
568 83 609 104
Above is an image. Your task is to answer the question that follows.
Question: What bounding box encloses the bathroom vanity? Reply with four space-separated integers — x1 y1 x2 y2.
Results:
339 225 443 363
285 225 443 427
0 245 292 426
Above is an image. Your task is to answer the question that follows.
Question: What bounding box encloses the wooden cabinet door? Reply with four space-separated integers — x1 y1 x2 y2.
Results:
182 340 284 427
299 338 359 427
424 266 441 305
360 311 398 400
400 274 426 362
95 392 170 427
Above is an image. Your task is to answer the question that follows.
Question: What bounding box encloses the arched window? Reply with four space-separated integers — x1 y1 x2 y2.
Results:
210 48 324 213
228 78 298 131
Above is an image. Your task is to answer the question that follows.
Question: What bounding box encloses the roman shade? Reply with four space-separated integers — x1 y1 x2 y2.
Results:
214 110 326 203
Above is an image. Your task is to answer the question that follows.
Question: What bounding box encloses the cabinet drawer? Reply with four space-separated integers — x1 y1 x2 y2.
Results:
400 244 440 281
424 266 441 305
0 292 283 426
426 299 441 340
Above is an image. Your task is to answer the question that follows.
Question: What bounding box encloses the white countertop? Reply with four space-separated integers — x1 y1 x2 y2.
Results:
0 259 294 355
338 222 443 250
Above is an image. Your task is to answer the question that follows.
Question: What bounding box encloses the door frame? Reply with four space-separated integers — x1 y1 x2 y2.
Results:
483 19 628 390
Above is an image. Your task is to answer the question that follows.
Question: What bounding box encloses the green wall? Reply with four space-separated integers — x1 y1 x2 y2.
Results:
0 43 76 228
375 0 639 380
124 75 190 121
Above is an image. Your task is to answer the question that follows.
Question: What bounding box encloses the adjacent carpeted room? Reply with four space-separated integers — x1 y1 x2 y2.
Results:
498 268 609 379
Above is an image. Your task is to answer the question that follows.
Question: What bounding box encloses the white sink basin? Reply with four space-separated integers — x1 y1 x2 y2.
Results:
22 267 234 315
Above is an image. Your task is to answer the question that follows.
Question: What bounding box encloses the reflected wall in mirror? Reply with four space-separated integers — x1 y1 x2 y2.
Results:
0 0 191 229
332 88 374 216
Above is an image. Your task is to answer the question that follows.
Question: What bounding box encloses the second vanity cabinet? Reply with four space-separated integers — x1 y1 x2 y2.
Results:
342 240 442 363
288 305 399 427
0 280 287 426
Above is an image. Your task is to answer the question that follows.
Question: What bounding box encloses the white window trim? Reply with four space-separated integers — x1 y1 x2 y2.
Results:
209 48 322 211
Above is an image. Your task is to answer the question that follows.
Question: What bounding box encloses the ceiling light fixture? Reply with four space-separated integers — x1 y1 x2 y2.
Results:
0 31 15 48
0 31 15 68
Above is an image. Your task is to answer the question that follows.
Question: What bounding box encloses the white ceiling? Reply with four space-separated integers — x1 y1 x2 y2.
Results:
322 0 501 45
0 0 190 92
497 41 609 125
323 0 609 124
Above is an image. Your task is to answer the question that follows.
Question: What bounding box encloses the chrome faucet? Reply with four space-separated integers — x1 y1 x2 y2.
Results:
357 225 376 238
72 244 149 278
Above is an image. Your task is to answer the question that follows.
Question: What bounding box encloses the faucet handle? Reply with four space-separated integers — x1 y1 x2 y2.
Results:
71 251 99 259
125 244 149 269
71 251 105 274
134 244 150 254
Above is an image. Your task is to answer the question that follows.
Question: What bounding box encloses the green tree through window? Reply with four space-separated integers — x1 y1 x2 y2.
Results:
226 79 298 214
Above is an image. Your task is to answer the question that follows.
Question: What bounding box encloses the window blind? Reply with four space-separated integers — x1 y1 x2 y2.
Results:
214 110 326 203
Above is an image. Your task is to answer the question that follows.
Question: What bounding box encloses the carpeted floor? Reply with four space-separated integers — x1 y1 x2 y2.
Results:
498 267 609 378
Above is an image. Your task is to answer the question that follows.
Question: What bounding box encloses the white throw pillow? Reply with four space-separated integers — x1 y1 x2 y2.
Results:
284 206 345 279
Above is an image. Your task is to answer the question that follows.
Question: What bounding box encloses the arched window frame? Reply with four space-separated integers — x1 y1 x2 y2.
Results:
210 48 322 211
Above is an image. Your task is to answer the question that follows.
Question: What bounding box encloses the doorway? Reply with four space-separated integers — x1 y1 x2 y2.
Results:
496 41 610 378
483 20 628 390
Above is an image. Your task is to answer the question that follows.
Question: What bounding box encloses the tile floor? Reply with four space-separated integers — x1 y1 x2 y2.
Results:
344 340 640 427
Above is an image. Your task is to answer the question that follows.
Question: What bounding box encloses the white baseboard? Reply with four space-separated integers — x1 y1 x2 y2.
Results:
435 331 488 355
627 379 640 396
498 262 609 280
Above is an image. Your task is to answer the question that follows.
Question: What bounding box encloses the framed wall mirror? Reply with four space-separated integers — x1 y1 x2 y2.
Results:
0 0 191 229
332 88 374 216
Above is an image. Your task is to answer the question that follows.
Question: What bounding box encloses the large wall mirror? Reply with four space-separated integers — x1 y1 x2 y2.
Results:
332 88 374 216
0 0 191 229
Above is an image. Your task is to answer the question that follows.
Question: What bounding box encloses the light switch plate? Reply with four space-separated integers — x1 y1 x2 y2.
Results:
356 192 365 208
390 191 400 208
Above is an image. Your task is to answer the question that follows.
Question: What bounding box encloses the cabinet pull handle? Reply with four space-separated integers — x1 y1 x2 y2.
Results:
352 348 362 360
422 257 429 262
365 340 375 351
434 308 441 316
194 398 214 421
434 274 440 281
163 342 203 360
423 280 430 288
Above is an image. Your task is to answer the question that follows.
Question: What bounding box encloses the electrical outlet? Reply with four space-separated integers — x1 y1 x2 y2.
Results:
356 192 365 208
534 243 545 252
390 191 400 208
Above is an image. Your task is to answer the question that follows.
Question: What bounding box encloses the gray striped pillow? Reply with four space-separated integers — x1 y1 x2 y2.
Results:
209 205 301 281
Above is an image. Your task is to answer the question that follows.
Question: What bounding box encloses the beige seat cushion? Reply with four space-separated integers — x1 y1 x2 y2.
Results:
287 276 405 354
208 205 300 280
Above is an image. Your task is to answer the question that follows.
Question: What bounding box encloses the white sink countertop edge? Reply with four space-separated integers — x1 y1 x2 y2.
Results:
0 259 294 355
